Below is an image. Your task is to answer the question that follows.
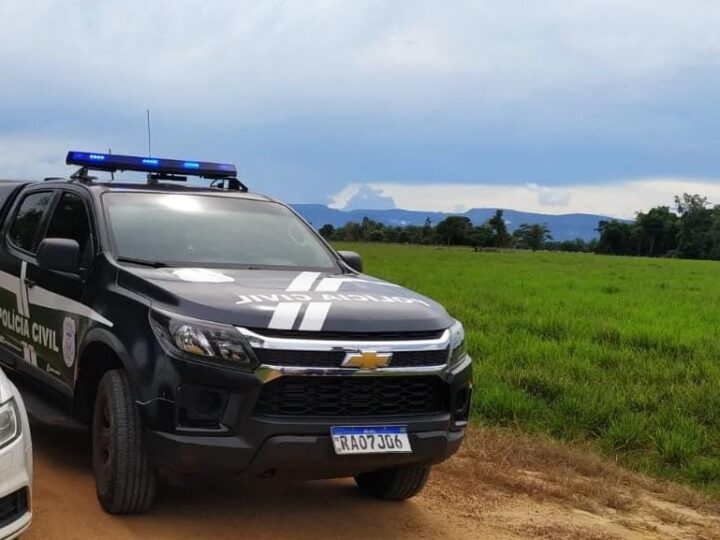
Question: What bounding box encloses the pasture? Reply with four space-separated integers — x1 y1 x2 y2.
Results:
336 243 720 494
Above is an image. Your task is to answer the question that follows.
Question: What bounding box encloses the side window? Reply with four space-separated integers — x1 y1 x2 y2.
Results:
7 191 54 253
44 193 92 265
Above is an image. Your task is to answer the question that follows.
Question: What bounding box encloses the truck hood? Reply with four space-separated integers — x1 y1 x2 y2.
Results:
118 267 453 333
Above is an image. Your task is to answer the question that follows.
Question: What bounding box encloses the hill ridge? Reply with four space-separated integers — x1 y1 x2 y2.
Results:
291 204 618 241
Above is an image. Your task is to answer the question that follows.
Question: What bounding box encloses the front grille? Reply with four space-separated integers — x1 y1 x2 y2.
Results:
254 348 448 368
255 376 444 417
0 488 28 529
249 328 446 341
255 349 343 367
392 349 449 367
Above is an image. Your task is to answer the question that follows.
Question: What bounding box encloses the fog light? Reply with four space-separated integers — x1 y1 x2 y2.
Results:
453 387 472 425
176 385 228 429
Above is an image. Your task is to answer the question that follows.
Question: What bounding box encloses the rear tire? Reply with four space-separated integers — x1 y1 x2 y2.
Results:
92 369 157 514
355 465 431 500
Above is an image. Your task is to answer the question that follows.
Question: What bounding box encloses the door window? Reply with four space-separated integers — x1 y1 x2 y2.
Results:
7 191 54 253
44 192 92 266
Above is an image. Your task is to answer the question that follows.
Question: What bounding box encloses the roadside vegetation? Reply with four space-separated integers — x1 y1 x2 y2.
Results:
321 209 567 252
336 243 720 495
323 192 720 261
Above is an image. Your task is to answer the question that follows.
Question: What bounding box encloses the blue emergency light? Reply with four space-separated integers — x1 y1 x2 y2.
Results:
66 151 237 179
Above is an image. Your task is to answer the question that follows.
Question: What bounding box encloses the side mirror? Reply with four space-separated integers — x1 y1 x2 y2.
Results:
36 238 80 274
338 250 363 273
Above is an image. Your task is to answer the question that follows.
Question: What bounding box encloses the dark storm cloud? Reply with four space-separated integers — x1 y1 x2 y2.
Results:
2 0 720 212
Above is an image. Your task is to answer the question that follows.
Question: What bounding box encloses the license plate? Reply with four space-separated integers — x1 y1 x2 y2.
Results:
331 425 412 455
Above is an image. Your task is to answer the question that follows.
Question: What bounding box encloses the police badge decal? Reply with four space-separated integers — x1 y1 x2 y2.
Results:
62 316 76 367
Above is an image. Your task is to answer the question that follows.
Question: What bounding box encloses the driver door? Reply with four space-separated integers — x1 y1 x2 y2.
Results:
22 189 95 395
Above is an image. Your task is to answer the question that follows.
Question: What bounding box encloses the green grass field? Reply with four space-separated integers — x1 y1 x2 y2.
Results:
336 243 720 494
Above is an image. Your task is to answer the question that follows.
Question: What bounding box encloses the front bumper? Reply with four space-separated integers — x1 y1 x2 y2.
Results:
0 388 32 540
0 500 30 540
149 423 465 479
138 337 472 478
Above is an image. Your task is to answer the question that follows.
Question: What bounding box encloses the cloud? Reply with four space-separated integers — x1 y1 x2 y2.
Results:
359 26 455 73
2 1 720 205
526 183 572 207
4 1 720 120
334 184 397 211
329 178 720 219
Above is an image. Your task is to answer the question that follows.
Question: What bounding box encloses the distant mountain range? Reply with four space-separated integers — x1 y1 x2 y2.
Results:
292 204 617 241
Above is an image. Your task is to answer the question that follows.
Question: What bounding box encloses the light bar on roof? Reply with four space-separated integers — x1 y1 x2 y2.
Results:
66 151 237 178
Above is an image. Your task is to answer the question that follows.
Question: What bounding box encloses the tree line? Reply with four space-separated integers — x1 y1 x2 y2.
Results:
595 193 720 260
318 193 720 261
318 209 593 252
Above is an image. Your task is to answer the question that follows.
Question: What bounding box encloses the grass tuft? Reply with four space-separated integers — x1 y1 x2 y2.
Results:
603 414 648 452
652 420 705 468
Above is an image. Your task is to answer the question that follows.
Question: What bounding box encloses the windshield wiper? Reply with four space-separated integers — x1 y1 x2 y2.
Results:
116 256 169 268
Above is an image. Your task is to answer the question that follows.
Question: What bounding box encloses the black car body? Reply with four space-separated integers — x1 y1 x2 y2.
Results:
0 152 472 513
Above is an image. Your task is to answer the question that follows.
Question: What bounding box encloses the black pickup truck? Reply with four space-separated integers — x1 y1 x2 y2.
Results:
0 151 472 514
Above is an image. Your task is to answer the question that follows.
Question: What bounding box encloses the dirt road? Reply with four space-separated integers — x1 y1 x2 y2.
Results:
25 423 720 540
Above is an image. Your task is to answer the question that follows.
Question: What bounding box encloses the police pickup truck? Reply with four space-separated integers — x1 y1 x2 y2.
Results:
0 151 472 514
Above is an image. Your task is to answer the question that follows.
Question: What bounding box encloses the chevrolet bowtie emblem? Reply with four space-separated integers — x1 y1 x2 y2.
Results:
342 351 393 370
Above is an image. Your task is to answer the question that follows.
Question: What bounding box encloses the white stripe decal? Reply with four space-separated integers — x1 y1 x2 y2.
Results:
315 277 402 292
17 264 25 316
23 343 37 366
19 262 29 316
314 278 342 292
298 302 332 331
27 286 113 327
286 272 321 292
0 270 24 317
267 273 401 330
268 302 302 329
0 267 113 326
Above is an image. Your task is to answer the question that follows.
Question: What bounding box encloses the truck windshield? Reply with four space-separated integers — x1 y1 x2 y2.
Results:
103 192 337 269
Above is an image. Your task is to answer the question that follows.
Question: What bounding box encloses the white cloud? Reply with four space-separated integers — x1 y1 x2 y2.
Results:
330 184 396 210
526 183 572 207
328 184 360 209
331 178 720 219
359 26 455 72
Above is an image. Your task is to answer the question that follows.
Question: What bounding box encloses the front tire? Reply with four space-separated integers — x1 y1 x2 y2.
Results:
355 465 431 500
92 369 157 514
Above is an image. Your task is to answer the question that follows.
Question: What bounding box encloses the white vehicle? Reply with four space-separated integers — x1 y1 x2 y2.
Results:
0 370 31 539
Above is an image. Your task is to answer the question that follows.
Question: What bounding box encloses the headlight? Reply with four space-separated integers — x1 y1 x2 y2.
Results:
150 310 258 371
449 320 467 366
0 399 19 449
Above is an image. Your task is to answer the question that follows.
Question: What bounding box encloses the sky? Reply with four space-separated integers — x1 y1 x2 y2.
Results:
2 1 720 218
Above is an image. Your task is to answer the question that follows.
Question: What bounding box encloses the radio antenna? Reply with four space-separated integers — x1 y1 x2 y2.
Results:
146 109 152 156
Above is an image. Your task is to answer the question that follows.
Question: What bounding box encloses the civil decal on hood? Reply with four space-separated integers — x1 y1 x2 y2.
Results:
121 266 451 333
237 271 429 331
